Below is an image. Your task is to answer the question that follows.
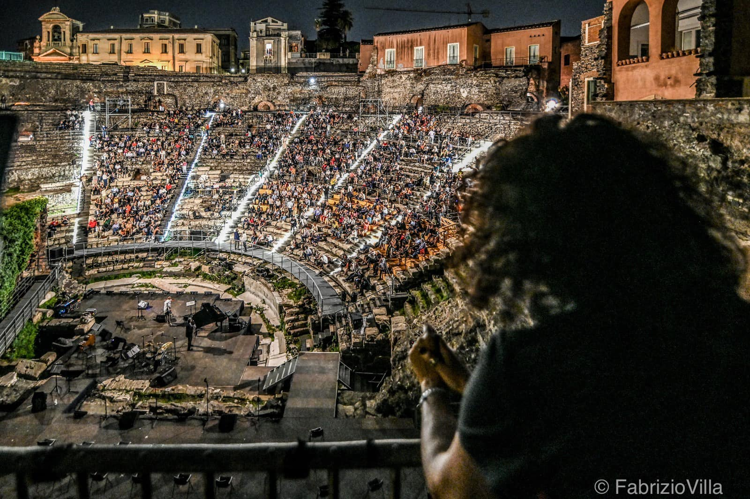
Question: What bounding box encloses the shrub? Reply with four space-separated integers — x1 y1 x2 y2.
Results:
4 320 39 360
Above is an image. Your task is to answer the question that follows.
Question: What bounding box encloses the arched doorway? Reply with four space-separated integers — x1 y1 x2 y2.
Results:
256 101 276 111
51 25 62 43
617 0 651 61
464 104 484 114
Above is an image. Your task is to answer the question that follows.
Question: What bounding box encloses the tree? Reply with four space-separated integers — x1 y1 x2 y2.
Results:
337 10 354 43
317 0 349 50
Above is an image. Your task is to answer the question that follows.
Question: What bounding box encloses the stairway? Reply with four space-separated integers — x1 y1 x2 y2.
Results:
260 356 299 393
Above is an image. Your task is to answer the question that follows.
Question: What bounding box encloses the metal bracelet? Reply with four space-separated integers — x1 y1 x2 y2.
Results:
417 387 450 409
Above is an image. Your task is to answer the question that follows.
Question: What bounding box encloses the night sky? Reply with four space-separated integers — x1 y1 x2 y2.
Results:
0 0 606 51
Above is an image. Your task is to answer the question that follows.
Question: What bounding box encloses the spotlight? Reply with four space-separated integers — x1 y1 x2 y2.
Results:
309 77 317 85
545 98 560 113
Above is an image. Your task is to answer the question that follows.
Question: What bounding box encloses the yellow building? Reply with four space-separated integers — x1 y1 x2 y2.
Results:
31 7 221 73
77 29 221 73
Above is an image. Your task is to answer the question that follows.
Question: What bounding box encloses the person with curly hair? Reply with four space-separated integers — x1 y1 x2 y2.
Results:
410 115 750 498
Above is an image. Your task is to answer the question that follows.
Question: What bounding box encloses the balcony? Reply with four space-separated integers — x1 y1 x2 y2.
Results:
489 56 548 67
0 439 422 499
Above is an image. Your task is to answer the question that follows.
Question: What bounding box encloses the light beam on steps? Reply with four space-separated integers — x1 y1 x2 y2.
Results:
72 110 94 246
162 112 216 241
217 113 308 244
271 114 402 253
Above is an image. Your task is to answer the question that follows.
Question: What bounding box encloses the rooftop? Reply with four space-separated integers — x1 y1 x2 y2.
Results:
488 20 559 34
375 22 484 37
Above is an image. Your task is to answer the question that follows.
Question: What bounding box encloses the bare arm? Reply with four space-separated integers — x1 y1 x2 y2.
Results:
411 326 493 499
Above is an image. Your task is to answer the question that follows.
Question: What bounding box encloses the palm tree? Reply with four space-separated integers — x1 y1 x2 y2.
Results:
337 10 353 43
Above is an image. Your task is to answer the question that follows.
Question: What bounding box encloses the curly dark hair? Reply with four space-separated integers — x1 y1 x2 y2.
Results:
453 114 744 323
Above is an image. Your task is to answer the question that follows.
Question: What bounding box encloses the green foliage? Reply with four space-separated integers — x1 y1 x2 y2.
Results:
86 270 162 283
0 198 47 311
40 296 59 309
4 321 39 360
272 277 298 291
287 286 310 303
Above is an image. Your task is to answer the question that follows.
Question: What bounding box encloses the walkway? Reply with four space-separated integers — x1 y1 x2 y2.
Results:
62 240 346 316
284 352 340 419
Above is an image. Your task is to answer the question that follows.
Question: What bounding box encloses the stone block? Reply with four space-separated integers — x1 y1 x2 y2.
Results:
15 359 47 380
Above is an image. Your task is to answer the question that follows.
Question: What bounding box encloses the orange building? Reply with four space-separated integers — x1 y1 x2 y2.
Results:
487 21 562 97
359 40 373 73
610 0 703 100
372 23 487 71
560 35 582 90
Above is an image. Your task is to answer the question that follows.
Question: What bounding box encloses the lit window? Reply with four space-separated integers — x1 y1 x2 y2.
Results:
93 43 99 54
414 46 424 68
162 43 168 54
265 42 273 57
528 44 540 64
143 42 151 54
505 46 515 65
447 43 459 64
385 49 396 69
196 43 202 54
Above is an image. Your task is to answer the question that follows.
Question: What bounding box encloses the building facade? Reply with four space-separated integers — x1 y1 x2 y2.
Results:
32 7 84 63
570 16 608 112
610 0 704 100
248 17 302 74
139 10 181 29
359 40 373 73
76 29 221 73
486 21 561 97
560 35 582 90
372 23 487 71
208 29 239 73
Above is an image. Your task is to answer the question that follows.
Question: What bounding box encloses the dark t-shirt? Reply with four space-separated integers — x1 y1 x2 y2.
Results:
458 309 750 498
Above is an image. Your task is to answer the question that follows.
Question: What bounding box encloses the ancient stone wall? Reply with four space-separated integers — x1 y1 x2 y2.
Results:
570 3 613 114
591 98 750 236
0 61 528 112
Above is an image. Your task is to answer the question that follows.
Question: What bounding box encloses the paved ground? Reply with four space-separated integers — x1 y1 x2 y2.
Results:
284 353 340 419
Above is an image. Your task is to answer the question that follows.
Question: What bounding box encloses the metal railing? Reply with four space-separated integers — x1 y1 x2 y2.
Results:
0 265 60 357
49 240 345 317
0 439 422 499
486 56 549 67
0 51 24 62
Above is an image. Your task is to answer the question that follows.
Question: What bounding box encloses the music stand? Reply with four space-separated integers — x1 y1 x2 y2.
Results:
136 296 148 321
49 364 63 396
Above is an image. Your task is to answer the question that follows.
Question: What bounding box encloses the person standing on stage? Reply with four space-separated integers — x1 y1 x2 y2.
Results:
163 297 173 324
186 317 196 351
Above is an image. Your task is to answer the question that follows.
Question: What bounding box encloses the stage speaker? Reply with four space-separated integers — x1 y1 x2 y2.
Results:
155 314 167 323
119 411 139 430
73 410 88 419
150 367 177 388
31 391 47 413
219 414 238 433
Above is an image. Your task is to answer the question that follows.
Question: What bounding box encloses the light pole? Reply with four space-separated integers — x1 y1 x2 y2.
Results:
204 377 209 426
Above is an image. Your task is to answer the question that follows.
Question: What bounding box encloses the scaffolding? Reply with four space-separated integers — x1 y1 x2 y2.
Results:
358 98 390 131
104 96 132 130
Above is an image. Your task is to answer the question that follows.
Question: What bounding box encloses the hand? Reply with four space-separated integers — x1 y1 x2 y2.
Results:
411 324 471 394
409 327 445 391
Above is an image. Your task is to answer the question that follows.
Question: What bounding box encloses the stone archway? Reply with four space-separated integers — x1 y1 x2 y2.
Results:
410 95 424 109
464 103 484 114
256 101 276 111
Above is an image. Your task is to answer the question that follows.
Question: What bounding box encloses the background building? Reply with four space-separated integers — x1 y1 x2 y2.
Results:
32 7 83 63
139 10 182 29
372 22 487 71
208 28 239 73
76 28 221 73
249 17 302 74
560 35 582 91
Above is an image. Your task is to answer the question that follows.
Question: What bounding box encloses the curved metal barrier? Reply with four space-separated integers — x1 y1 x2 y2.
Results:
50 241 345 317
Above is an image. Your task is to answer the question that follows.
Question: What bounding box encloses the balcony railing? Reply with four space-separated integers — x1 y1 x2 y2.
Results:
488 56 548 67
0 439 422 499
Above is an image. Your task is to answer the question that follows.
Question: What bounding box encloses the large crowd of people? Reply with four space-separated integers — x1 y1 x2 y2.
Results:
85 110 208 244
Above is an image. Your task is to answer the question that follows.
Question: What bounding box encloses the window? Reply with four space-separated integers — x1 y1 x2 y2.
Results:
195 66 202 73
414 46 424 68
51 25 62 43
473 44 479 65
162 43 168 54
564 54 571 66
178 65 184 72
528 44 540 64
143 41 151 54
676 0 702 50
505 46 515 65
93 43 99 54
126 43 133 54
585 78 597 109
80 43 87 54
385 48 396 69
447 43 459 65
196 43 202 54
265 42 273 57
629 1 650 58
110 43 116 54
